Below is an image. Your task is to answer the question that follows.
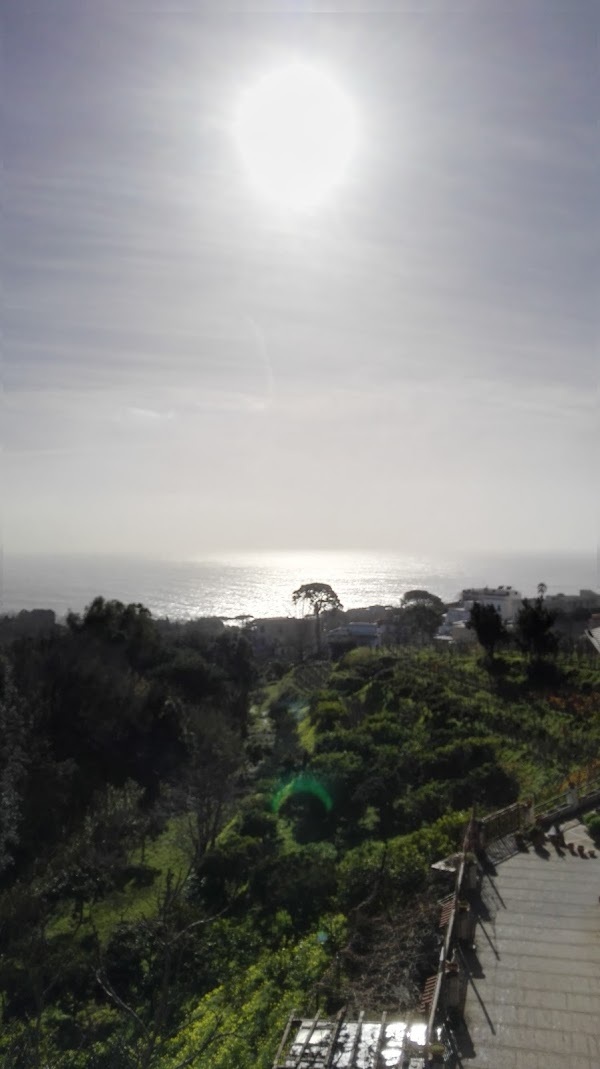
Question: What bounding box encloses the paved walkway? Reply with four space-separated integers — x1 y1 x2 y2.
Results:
459 822 600 1069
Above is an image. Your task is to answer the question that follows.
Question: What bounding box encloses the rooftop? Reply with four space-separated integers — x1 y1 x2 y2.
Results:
457 819 600 1069
273 1011 429 1068
461 587 520 598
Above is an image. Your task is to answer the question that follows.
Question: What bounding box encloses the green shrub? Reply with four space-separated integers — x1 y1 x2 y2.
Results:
584 812 600 840
337 813 467 911
310 694 347 732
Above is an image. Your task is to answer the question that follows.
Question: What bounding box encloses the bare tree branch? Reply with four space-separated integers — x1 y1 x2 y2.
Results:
95 969 148 1036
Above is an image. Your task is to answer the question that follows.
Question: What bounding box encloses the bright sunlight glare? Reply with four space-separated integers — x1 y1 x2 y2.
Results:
235 63 357 210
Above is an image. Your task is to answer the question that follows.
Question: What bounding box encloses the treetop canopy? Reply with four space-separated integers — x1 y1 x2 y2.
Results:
292 583 343 615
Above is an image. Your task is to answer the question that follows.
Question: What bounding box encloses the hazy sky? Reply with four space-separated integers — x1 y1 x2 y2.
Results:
4 3 598 558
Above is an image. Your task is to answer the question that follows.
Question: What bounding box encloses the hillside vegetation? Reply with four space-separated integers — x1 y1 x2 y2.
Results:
1 602 599 1068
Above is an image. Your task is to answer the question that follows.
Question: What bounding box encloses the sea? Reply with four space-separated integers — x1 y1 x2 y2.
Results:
1 550 598 622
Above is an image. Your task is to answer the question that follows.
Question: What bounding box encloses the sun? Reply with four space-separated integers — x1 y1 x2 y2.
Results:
235 62 357 210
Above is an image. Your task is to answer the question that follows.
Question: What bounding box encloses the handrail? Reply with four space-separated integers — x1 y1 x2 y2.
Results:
534 760 600 810
425 830 468 1049
426 765 600 1053
477 773 600 836
534 776 600 819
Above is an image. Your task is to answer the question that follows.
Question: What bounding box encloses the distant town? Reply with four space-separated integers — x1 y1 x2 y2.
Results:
8 583 598 657
243 585 600 661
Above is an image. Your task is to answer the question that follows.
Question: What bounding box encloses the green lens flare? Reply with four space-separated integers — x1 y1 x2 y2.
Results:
272 773 333 813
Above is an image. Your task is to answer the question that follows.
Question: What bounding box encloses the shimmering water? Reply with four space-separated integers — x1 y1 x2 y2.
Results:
1 550 597 621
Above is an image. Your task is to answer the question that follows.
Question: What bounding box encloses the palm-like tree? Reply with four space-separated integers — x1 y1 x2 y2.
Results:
292 582 343 654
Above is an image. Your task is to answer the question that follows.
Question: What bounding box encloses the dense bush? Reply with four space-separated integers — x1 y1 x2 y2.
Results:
584 812 600 841
1 627 599 1069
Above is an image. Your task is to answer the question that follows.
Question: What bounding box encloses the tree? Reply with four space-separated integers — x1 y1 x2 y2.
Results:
210 631 256 737
95 870 228 1069
401 590 445 613
68 596 159 670
467 602 507 659
388 591 445 647
400 607 443 645
292 583 343 654
0 659 29 875
179 709 244 864
515 587 558 660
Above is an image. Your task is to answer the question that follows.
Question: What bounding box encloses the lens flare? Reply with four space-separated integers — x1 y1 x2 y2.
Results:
272 772 333 813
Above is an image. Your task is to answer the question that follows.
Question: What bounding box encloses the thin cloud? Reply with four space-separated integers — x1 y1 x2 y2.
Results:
3 5 597 556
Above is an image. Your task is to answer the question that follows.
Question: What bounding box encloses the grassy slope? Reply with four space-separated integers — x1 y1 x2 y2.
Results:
166 647 600 1066
48 815 192 942
14 647 600 1067
77 649 600 938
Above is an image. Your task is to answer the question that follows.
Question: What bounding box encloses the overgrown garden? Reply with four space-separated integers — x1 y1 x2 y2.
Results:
1 599 599 1067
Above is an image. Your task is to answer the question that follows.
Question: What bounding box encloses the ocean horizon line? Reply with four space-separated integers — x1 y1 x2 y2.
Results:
1 549 597 622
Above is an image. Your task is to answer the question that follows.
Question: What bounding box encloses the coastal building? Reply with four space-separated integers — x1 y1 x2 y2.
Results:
436 587 522 644
244 613 386 661
324 621 381 656
545 589 600 613
245 616 315 660
460 586 522 622
435 605 477 645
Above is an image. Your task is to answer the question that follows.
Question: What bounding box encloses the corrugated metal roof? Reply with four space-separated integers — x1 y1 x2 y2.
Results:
273 1011 428 1068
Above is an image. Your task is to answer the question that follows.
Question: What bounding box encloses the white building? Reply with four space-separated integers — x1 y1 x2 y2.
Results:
436 587 522 645
436 605 477 645
460 586 522 622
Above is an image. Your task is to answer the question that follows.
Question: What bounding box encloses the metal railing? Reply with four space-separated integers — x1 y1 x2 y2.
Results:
425 828 469 1051
475 766 600 839
534 775 600 821
425 763 600 1057
480 800 532 842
